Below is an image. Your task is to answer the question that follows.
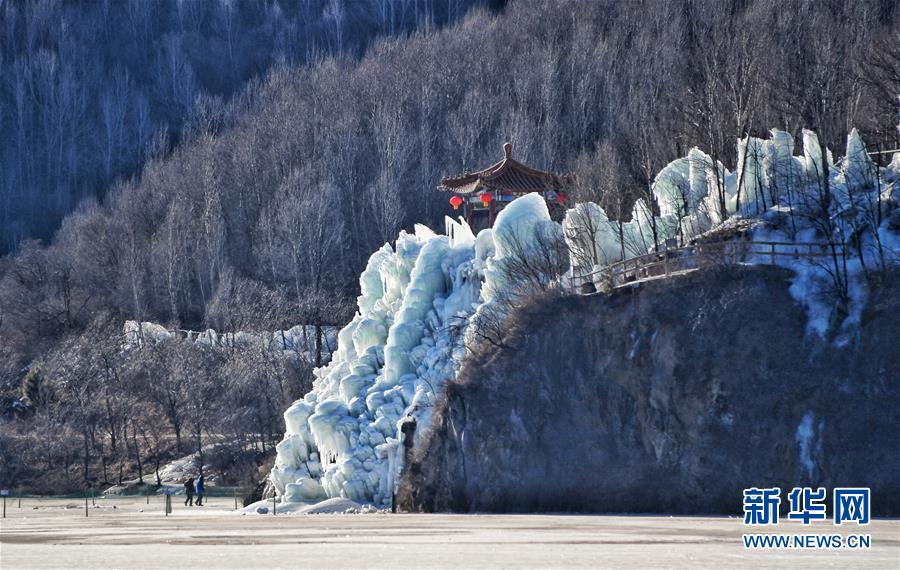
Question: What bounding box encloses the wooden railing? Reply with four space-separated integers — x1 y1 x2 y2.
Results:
570 240 846 293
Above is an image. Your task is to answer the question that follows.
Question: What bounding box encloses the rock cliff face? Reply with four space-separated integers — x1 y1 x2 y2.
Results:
397 266 900 515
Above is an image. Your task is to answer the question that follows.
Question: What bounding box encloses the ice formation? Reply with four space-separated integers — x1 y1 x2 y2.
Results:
563 202 621 270
270 194 556 508
841 128 876 194
483 193 559 302
565 128 897 261
801 129 826 181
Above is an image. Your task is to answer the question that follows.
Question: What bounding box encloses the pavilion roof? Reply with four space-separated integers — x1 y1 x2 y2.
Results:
437 143 571 196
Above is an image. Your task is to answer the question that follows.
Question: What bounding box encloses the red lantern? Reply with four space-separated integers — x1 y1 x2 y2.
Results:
449 195 463 210
555 192 567 205
480 192 493 206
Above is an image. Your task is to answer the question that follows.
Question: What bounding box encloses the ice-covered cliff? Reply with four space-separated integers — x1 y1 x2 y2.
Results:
269 194 557 508
269 129 898 510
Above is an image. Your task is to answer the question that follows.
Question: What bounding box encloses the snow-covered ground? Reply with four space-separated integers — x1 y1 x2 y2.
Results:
2 497 897 569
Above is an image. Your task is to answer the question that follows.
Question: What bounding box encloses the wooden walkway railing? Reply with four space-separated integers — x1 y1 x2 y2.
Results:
570 240 845 293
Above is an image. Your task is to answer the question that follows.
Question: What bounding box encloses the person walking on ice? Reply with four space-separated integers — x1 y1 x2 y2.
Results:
195 474 205 506
184 477 194 506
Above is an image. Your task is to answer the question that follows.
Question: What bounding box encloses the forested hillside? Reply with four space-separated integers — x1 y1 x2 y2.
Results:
0 0 897 492
0 0 488 252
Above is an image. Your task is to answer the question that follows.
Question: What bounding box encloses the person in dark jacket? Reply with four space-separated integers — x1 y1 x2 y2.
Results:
184 477 194 506
195 474 205 506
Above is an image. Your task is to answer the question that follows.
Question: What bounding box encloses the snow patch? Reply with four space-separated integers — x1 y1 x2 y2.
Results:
795 412 824 480
241 497 364 515
123 321 337 359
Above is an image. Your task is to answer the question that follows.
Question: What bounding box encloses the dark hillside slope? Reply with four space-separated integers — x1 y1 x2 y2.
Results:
0 0 488 252
398 266 900 514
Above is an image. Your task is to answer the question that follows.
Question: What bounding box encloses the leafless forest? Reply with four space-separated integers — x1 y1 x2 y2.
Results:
0 0 897 492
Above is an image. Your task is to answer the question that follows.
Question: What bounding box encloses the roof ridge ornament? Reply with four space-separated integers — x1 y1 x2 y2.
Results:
503 142 512 160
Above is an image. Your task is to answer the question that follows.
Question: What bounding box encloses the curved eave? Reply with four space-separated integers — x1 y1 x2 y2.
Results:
439 156 571 195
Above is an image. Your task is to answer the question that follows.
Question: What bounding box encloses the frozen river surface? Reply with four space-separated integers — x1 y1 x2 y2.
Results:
1 496 897 569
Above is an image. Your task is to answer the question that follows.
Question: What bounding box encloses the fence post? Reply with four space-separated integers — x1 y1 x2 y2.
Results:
84 488 89 518
770 243 776 266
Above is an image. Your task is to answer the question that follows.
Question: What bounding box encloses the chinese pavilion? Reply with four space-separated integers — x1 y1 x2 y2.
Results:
438 143 572 229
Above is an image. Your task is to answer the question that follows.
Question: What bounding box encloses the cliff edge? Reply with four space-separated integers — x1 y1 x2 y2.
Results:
398 265 900 515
